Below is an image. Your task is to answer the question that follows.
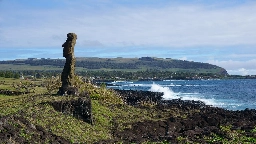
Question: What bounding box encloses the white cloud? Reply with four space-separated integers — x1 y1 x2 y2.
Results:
1 1 256 48
207 59 256 75
238 68 249 75
228 54 256 59
228 68 256 76
207 59 256 70
179 57 188 61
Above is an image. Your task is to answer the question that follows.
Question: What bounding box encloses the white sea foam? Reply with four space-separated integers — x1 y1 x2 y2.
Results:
128 84 153 87
112 81 133 83
149 83 179 99
213 100 242 110
149 83 218 106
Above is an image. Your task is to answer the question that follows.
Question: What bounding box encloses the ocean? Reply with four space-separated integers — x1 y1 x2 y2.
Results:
106 79 256 111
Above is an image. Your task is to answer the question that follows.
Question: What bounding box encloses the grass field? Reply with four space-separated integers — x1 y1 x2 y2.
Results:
0 64 62 71
0 94 18 100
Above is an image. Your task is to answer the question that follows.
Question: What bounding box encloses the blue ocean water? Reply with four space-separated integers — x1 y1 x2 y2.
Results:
107 79 256 111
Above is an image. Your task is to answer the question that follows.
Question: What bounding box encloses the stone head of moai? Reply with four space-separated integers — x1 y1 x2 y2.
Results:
67 33 77 39
62 33 77 58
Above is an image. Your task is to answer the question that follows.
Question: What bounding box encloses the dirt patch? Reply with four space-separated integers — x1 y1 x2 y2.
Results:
0 89 30 96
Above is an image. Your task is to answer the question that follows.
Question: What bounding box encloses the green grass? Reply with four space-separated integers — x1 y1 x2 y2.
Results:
0 95 31 116
0 64 62 71
0 77 47 93
204 125 256 143
0 94 19 100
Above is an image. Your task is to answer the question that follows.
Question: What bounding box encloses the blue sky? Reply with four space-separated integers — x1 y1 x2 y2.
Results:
0 0 256 75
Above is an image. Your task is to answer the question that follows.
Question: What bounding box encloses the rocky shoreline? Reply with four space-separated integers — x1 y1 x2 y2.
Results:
97 90 256 143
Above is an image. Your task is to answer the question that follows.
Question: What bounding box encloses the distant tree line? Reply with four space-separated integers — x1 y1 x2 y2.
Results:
1 70 254 80
0 71 20 79
0 70 225 80
0 70 61 79
78 70 224 80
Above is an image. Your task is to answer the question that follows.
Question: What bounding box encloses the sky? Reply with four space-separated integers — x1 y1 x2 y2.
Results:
0 0 256 75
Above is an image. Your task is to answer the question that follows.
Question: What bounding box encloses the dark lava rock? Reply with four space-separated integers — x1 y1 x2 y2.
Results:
57 86 79 96
51 91 93 124
0 89 30 96
114 89 163 105
106 107 256 143
97 90 256 143
0 115 69 143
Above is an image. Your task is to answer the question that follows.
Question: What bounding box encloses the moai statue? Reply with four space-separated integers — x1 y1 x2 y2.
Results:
58 33 78 95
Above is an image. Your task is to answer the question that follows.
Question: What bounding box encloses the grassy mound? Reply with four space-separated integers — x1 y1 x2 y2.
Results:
0 77 166 143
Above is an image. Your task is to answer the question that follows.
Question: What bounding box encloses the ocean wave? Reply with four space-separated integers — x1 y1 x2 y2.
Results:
149 83 218 106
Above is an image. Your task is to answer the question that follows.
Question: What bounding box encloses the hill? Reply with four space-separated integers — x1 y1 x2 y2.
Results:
0 57 228 76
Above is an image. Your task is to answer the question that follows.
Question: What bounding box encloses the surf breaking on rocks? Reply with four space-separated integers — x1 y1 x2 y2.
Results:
149 83 218 106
